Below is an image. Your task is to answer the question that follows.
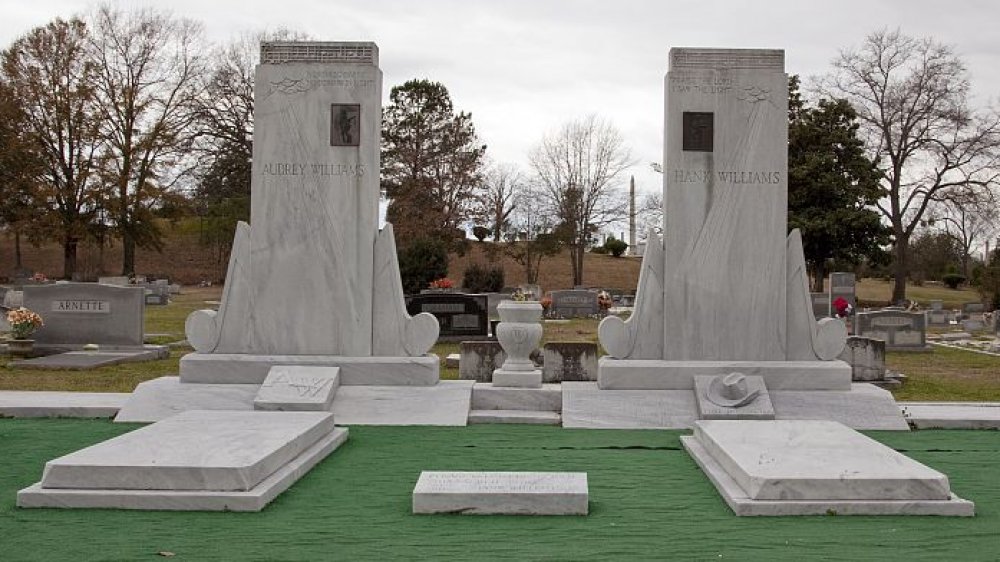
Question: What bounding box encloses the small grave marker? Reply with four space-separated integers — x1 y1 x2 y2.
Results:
412 471 588 515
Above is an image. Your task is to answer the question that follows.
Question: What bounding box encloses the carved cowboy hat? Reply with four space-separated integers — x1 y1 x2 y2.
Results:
706 372 760 408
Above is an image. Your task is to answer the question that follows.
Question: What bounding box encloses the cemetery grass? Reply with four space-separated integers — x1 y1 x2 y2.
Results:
855 278 981 309
1 421 999 561
4 297 998 401
888 346 1000 401
0 288 219 392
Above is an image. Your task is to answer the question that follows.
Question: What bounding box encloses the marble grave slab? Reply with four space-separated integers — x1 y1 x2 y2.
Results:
413 471 588 515
18 410 348 511
681 420 973 516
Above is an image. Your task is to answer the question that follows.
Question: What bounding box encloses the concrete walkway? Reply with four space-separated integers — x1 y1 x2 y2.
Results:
900 402 1000 429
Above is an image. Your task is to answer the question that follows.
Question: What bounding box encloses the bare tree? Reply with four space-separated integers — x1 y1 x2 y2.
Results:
820 28 1000 303
530 115 633 286
504 183 561 284
195 28 310 159
636 192 663 241
2 18 104 279
89 4 207 275
473 162 522 241
929 188 998 277
191 29 310 270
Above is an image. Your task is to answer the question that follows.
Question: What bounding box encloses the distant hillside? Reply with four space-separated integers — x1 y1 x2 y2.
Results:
0 221 643 291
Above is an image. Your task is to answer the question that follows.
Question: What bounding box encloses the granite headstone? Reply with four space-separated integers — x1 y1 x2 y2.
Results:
406 293 488 340
854 310 927 350
548 290 599 318
23 283 145 346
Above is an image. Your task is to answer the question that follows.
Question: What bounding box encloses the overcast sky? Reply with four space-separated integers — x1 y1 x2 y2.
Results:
4 0 1000 224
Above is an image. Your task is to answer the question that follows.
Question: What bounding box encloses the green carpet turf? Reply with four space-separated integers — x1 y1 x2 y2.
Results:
1 420 999 561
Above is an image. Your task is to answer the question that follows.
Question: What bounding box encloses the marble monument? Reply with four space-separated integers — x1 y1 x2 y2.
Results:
180 42 439 382
575 48 903 430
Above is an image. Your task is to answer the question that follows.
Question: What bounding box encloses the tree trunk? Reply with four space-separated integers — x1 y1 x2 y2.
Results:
572 243 585 286
810 261 827 293
892 233 908 304
14 229 23 270
63 236 78 280
122 232 136 276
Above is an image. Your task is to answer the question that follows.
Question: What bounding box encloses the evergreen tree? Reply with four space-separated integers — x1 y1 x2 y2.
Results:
788 76 889 292
381 79 486 246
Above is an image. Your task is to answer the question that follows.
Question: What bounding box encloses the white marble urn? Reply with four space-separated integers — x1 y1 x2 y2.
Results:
496 301 543 371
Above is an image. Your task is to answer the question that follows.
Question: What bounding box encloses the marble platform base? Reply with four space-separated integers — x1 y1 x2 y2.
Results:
180 353 439 386
117 377 474 426
18 410 348 512
471 384 562 412
492 369 542 388
598 359 851 391
467 410 561 425
115 377 259 423
0 391 129 418
681 420 974 516
561 382 907 430
330 381 474 426
413 471 588 515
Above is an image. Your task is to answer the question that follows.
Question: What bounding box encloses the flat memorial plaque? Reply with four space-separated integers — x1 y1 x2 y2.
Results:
413 471 588 515
254 365 340 411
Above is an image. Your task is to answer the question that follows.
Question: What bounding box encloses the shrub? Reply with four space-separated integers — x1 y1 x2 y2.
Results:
398 237 449 295
472 226 491 242
462 262 505 293
942 273 966 290
604 237 629 257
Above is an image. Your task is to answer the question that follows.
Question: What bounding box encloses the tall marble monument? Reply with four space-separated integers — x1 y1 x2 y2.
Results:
601 48 846 377
575 48 904 430
181 42 438 383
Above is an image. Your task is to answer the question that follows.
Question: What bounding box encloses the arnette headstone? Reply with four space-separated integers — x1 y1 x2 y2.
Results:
23 283 144 346
854 310 927 350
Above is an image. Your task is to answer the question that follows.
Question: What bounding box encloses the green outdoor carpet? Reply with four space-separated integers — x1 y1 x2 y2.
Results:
1 419 998 561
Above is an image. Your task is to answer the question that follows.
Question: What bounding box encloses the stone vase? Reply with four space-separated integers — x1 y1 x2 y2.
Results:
496 301 543 372
8 339 34 357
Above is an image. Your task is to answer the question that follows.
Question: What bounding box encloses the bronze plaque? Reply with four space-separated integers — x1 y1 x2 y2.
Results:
330 104 361 146
682 112 713 152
